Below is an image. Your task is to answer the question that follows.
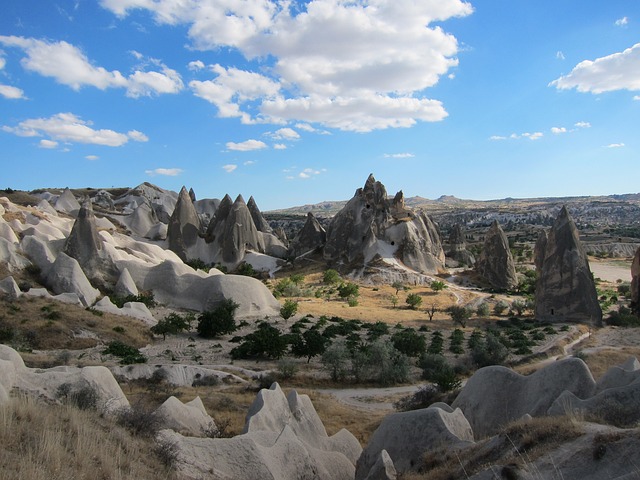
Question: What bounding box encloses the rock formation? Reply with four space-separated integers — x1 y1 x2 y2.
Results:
535 206 602 325
289 212 327 258
356 405 473 479
323 175 445 276
451 358 595 438
91 189 115 210
158 382 362 480
64 198 103 271
248 196 274 234
54 187 81 215
474 220 517 291
155 396 217 437
45 252 100 307
631 247 640 313
167 186 202 261
446 223 475 267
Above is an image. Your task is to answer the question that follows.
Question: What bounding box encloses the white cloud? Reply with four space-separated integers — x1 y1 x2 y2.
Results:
615 16 629 26
100 0 473 132
273 143 287 150
0 84 26 99
188 60 205 71
551 127 567 134
85 155 99 160
606 143 625 148
634 95 640 100
550 43 640 94
145 168 183 176
269 127 300 140
494 132 543 141
556 51 565 60
222 164 237 173
0 36 183 97
0 57 5 69
523 132 543 140
39 139 58 149
574 121 591 128
299 167 321 179
226 139 267 151
384 153 415 158
3 112 144 147
489 135 507 141
127 129 149 142
244 160 256 165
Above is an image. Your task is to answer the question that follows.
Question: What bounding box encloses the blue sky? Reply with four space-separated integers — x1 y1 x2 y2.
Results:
1 1 639 210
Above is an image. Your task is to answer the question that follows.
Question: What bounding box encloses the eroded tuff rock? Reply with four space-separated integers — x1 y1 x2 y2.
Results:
289 212 327 258
451 358 596 438
535 206 602 325
474 220 517 291
167 186 202 261
54 187 81 216
356 405 473 479
446 223 475 267
248 196 274 234
158 382 361 480
631 247 640 313
323 174 445 275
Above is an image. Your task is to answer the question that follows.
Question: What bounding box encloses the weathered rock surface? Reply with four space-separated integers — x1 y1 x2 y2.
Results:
158 382 361 480
0 276 21 299
596 357 640 392
91 189 115 210
248 196 274 234
535 206 602 325
362 449 397 480
167 186 202 261
114 267 139 297
289 212 327 257
452 358 596 438
109 364 246 387
54 187 81 215
446 223 475 267
356 405 473 479
155 396 217 437
0 344 128 415
324 175 445 275
631 246 640 313
474 220 517 291
45 252 99 307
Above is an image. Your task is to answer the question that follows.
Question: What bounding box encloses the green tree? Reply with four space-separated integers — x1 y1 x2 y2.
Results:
391 328 426 357
338 282 359 299
493 300 509 316
430 281 447 292
150 312 192 340
280 299 299 320
392 281 405 295
406 293 423 310
511 299 527 316
291 328 328 363
471 332 509 367
321 339 350 381
230 322 288 359
323 269 341 285
197 299 239 338
390 295 399 308
476 302 490 318
446 305 473 328
290 273 305 285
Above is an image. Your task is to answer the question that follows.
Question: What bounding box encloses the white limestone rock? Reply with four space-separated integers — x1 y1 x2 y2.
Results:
0 276 21 300
155 396 217 437
45 252 99 307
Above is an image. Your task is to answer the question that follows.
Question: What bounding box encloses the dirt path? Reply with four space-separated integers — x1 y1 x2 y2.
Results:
316 385 420 411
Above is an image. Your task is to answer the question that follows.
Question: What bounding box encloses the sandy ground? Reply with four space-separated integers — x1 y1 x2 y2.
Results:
590 261 632 283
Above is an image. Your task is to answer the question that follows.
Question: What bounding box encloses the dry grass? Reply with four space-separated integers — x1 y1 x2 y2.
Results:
582 347 640 380
403 415 584 480
0 395 175 480
0 295 153 364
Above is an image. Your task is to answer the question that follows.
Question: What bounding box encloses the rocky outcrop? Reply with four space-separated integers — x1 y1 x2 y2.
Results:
64 199 102 270
356 405 473 479
323 175 445 275
451 358 596 438
248 196 274 234
535 206 602 325
45 252 99 307
289 212 327 257
0 276 21 300
54 188 81 215
446 223 475 267
158 382 362 480
474 220 517 291
91 190 115 210
631 247 640 313
167 186 202 261
534 229 548 271
155 396 217 437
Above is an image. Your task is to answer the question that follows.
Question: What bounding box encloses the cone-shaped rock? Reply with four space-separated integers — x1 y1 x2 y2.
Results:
446 223 475 266
632 247 640 313
188 187 196 202
55 188 81 215
535 206 602 325
168 186 202 261
475 220 517 291
323 174 445 274
534 229 548 271
289 212 327 257
205 194 233 242
247 196 273 234
64 198 102 271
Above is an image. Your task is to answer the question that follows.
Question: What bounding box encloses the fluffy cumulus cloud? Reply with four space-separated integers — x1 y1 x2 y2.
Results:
100 0 473 132
2 112 148 147
615 17 629 26
226 139 267 151
0 84 26 99
39 139 58 149
550 43 640 94
145 168 183 176
550 127 567 134
222 164 237 173
0 35 183 97
575 121 591 128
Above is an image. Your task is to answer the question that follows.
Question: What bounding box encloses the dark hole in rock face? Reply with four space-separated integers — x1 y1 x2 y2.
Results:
362 236 366 242
366 204 371 209
551 309 554 315
391 241 395 246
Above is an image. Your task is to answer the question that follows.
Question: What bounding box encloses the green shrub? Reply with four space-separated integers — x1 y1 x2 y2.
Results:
102 341 147 364
391 328 426 357
280 299 299 320
197 299 239 338
322 269 341 285
406 293 423 310
230 322 288 359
